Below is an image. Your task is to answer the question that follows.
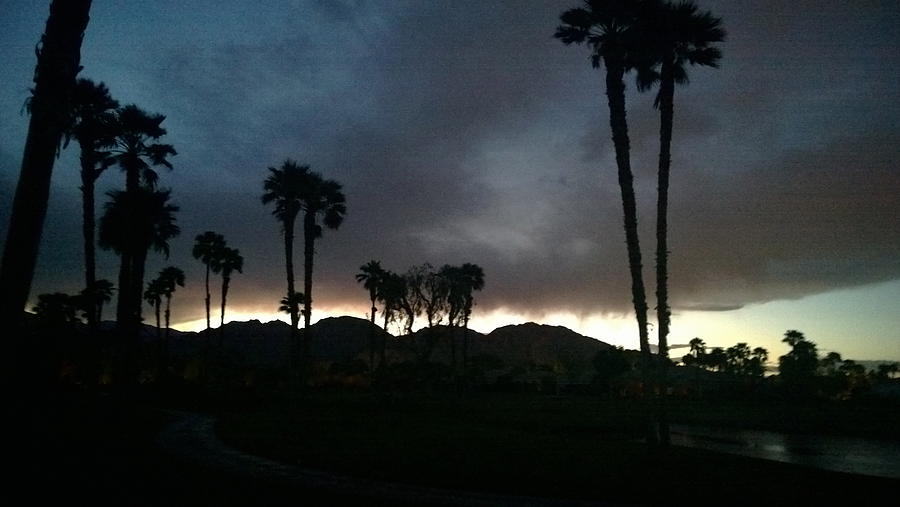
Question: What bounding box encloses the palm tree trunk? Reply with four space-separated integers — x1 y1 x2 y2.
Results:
655 58 676 447
204 263 211 331
219 274 229 348
81 157 97 331
369 298 377 372
380 310 389 368
0 0 92 329
163 294 171 377
284 214 298 368
302 211 315 369
603 56 655 445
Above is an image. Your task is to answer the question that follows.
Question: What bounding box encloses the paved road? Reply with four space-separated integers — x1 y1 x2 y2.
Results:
156 411 619 507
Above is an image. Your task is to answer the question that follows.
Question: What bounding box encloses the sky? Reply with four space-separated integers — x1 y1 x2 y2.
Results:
0 1 898 361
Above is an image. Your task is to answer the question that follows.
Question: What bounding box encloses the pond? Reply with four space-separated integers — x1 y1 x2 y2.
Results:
670 424 900 479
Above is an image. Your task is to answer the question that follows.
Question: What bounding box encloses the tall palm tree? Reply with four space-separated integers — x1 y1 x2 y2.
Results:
99 187 179 382
0 0 93 330
356 260 385 372
215 247 243 346
297 169 346 367
556 0 656 443
636 0 724 445
106 104 176 332
65 78 119 331
193 231 226 331
262 160 306 368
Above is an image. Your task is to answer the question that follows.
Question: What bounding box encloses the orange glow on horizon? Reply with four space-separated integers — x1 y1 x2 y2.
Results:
173 304 642 349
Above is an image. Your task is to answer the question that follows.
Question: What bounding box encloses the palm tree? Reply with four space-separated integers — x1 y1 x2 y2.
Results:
193 231 226 331
158 266 185 337
278 291 306 366
65 79 119 331
458 263 485 373
297 169 346 368
143 277 164 340
0 0 93 329
376 271 405 368
356 260 385 372
215 247 243 347
636 0 724 445
262 160 306 367
105 104 176 333
99 187 179 382
80 278 114 324
108 104 176 194
556 0 655 443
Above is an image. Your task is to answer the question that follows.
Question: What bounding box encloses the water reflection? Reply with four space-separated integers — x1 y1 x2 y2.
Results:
670 424 900 479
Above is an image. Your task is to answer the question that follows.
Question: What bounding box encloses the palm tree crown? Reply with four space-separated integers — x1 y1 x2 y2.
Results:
109 104 176 191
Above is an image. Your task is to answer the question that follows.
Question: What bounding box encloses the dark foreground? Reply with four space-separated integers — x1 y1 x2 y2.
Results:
12 389 900 506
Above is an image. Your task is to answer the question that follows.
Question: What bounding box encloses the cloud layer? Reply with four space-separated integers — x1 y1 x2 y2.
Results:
0 0 898 326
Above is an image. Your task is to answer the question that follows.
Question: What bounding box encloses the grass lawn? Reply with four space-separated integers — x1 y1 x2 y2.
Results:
217 392 900 505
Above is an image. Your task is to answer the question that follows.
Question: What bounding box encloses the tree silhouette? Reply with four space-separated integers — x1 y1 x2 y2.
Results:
80 278 114 324
297 168 346 369
214 247 243 347
99 188 179 382
356 260 385 372
143 277 164 341
556 0 655 442
376 270 406 368
193 231 226 332
105 105 176 335
637 0 724 445
778 330 819 396
457 263 485 373
65 78 119 331
262 160 306 368
32 292 81 327
158 266 185 338
0 0 93 330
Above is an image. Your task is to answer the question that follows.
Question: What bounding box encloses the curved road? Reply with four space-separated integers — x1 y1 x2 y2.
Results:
156 411 619 507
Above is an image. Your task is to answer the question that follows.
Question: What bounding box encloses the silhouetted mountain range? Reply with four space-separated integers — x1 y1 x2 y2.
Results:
150 316 613 381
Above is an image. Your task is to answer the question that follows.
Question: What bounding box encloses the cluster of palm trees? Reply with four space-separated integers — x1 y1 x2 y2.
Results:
191 231 244 345
262 160 346 372
556 0 724 444
355 261 485 372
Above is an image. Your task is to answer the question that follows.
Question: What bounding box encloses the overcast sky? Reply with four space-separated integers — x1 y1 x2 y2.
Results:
1 1 898 359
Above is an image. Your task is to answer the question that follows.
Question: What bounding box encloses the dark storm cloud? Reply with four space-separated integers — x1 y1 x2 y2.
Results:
1 0 898 325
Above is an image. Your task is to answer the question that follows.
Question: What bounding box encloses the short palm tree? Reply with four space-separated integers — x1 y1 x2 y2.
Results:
458 263 485 372
99 188 180 341
279 291 306 365
80 278 114 324
215 247 243 346
158 266 185 336
192 231 226 331
356 260 385 371
556 0 655 443
143 277 164 340
376 271 405 368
